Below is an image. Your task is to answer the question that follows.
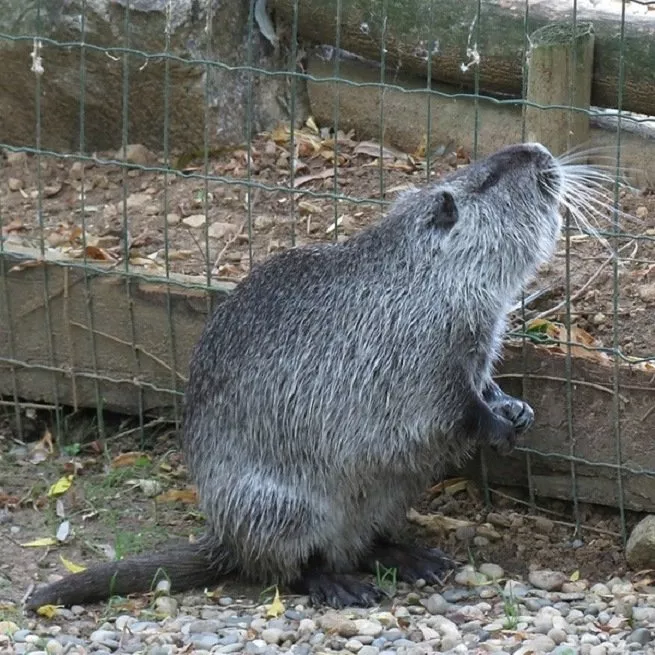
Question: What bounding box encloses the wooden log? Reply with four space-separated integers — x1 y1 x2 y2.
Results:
462 341 655 514
2 246 655 512
272 0 655 118
524 22 596 156
305 53 655 190
0 245 234 416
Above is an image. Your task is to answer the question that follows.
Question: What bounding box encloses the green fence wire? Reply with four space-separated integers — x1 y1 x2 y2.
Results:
1 0 655 546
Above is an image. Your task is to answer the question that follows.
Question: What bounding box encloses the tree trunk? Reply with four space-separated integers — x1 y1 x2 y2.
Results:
272 0 655 117
0 0 308 153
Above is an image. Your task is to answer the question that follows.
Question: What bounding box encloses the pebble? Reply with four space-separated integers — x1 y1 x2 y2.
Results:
626 627 652 645
359 647 380 655
423 593 450 615
6 567 655 655
354 619 384 637
529 569 568 592
261 628 284 644
479 563 504 580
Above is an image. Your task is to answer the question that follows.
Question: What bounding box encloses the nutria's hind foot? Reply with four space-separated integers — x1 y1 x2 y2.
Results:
363 542 458 586
291 570 385 609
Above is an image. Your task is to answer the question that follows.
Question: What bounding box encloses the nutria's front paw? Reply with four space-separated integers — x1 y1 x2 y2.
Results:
489 397 534 434
486 413 518 455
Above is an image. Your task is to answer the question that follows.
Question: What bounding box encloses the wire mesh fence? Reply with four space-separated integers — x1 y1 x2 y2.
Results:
1 0 655 543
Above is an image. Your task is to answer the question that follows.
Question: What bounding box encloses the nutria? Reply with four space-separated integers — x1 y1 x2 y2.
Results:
27 142 581 610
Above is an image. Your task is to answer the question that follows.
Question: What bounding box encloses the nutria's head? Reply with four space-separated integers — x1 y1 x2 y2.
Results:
389 143 566 299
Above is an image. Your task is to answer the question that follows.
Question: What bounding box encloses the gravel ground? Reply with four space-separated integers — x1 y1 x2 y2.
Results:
3 565 655 655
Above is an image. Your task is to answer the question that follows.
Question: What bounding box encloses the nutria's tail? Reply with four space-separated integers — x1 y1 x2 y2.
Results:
25 538 228 610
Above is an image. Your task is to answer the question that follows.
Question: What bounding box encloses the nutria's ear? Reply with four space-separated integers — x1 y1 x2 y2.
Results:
429 190 458 229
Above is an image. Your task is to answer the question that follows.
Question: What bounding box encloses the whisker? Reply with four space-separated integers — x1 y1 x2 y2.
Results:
563 168 636 190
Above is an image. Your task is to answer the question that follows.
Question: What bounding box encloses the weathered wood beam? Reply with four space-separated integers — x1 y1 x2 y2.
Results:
273 0 655 117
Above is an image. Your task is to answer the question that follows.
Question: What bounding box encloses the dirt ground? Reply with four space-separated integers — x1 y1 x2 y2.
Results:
0 416 642 612
2 125 655 611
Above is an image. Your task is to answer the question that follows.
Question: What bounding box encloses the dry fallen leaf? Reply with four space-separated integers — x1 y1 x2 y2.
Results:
36 605 61 618
271 125 291 145
112 451 151 468
60 554 87 573
129 256 162 269
298 201 322 215
127 478 163 497
156 487 198 504
305 116 320 134
407 508 474 533
29 428 54 464
8 258 45 273
526 318 611 366
47 475 73 497
354 140 399 160
293 169 335 188
265 587 286 618
428 477 470 498
0 493 20 509
21 537 58 547
84 245 116 261
413 134 428 159
1 218 25 234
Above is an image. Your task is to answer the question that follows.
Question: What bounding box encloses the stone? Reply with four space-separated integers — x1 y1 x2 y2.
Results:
182 214 207 228
551 646 577 655
5 151 27 165
529 569 567 592
486 512 511 528
561 581 588 593
358 647 380 655
626 515 655 569
261 628 283 645
589 647 607 655
440 634 462 650
632 606 655 623
455 567 487 587
636 205 649 219
534 517 555 534
626 628 652 646
318 614 358 638
547 628 568 644
89 629 120 645
638 284 655 304
503 580 530 598
353 619 383 637
518 636 556 653
125 192 152 209
115 144 155 166
479 563 504 580
345 639 364 652
208 221 238 239
153 596 178 617
533 612 554 634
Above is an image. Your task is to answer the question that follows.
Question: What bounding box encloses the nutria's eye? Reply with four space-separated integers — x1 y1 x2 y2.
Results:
428 191 458 229
478 170 500 193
